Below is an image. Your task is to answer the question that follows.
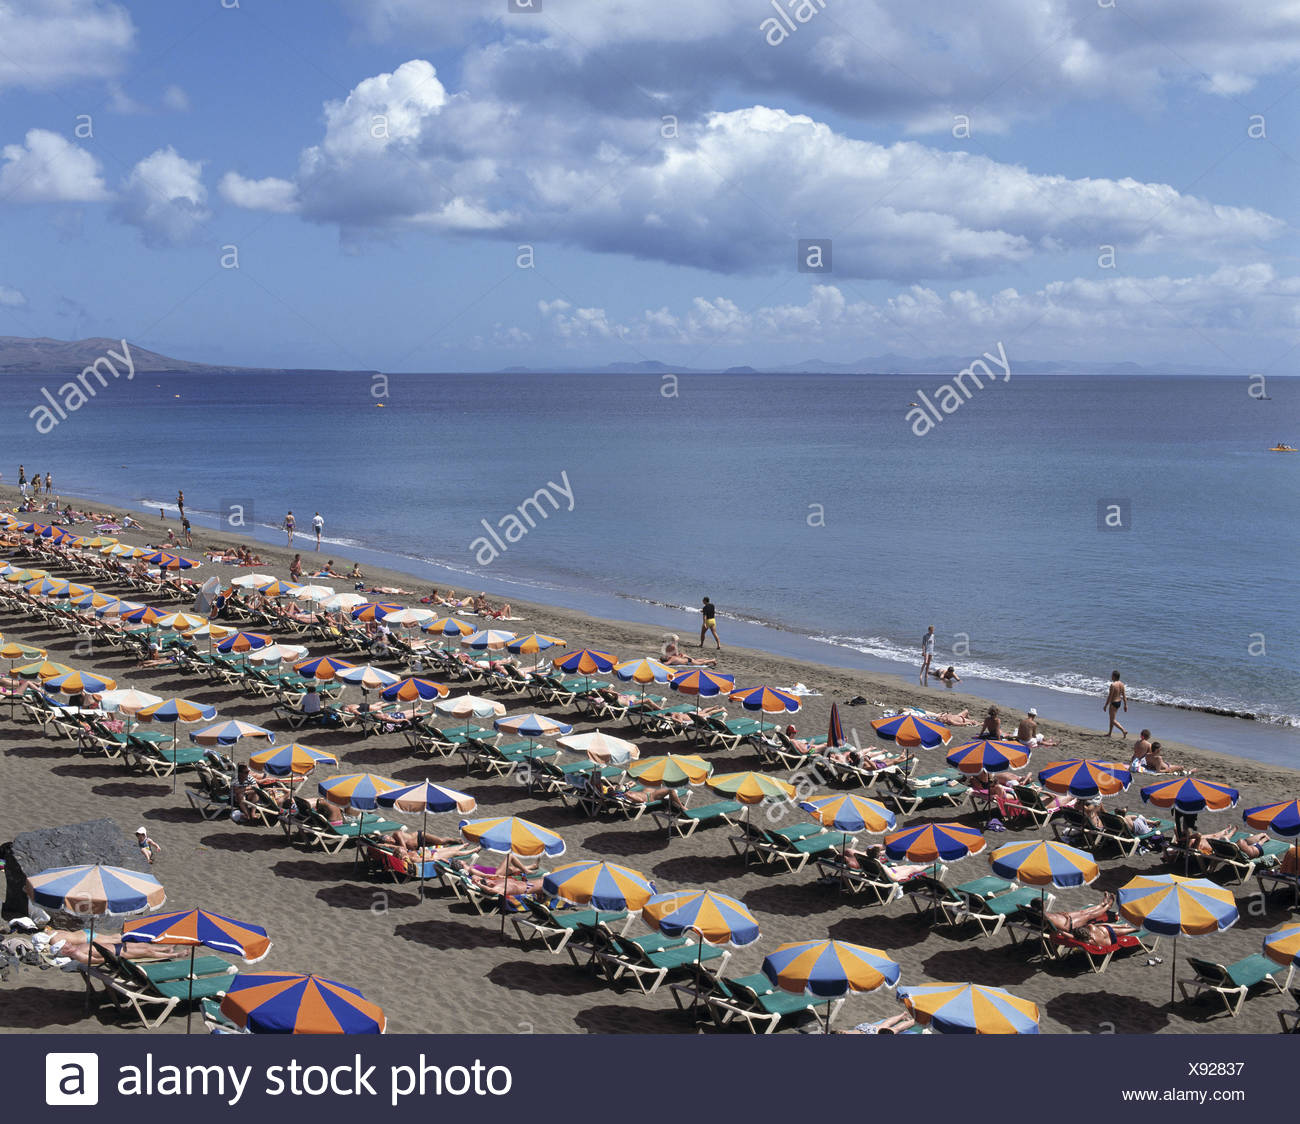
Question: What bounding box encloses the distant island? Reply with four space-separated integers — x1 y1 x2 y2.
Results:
0 334 1259 377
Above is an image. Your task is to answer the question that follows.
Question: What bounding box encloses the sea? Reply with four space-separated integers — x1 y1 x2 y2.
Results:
4 368 1298 766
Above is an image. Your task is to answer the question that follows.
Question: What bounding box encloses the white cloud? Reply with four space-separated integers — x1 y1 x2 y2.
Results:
0 129 110 202
0 0 134 91
219 171 298 214
162 84 190 112
531 265 1300 358
114 147 209 246
0 285 27 307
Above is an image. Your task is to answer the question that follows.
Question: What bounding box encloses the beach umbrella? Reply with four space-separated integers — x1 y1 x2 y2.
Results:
730 685 801 737
557 729 639 766
336 663 401 695
319 772 404 867
708 771 797 859
613 657 674 700
155 611 208 632
421 616 475 640
461 629 517 658
377 607 435 628
643 889 761 1012
670 668 736 712
556 648 616 675
510 633 567 662
351 601 403 622
250 742 338 777
99 688 162 716
3 567 47 582
102 544 145 559
434 693 506 720
255 579 301 598
26 863 166 1010
216 630 273 655
799 793 896 847
46 670 117 701
377 780 478 900
144 551 197 570
627 753 711 788
121 909 271 1033
1140 777 1239 814
989 839 1100 932
544 860 656 913
379 676 450 717
25 576 69 597
291 584 335 604
885 821 987 878
827 701 846 749
69 590 116 612
763 938 901 1032
247 643 310 666
231 573 275 588
137 697 218 791
872 714 952 749
320 592 366 612
1 642 46 715
219 972 386 1034
293 655 357 681
1038 759 1132 799
1118 874 1239 1002
946 739 1030 775
15 658 73 681
190 719 275 748
496 712 574 790
1244 799 1300 898
459 815 565 859
1262 923 1300 982
121 605 167 626
897 982 1040 1034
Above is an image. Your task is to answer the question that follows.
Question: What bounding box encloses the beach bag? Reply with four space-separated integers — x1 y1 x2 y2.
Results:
987 818 1006 832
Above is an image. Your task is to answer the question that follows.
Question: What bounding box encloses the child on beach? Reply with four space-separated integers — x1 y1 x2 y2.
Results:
135 826 162 864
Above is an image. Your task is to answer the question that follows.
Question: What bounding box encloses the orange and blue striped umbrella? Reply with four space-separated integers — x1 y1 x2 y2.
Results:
1118 873 1239 1001
947 740 1029 775
1245 798 1300 837
26 863 165 916
70 590 113 611
1262 922 1300 970
543 861 656 912
989 840 1099 888
25 576 68 597
510 633 567 656
898 982 1040 1034
707 771 796 805
350 601 403 622
614 657 674 685
377 780 477 816
144 551 197 570
220 972 386 1034
420 616 475 637
800 793 896 835
1038 759 1131 798
46 669 117 695
138 697 217 724
670 668 736 707
318 772 401 811
122 908 270 960
255 579 301 598
121 604 168 626
730 685 801 715
216 630 273 654
250 743 338 776
155 611 208 632
294 655 358 681
827 702 846 749
885 822 986 866
1140 777 1239 813
762 939 900 1032
627 753 712 788
872 714 951 748
496 713 572 738
459 815 566 858
379 677 449 703
643 890 760 947
556 648 616 674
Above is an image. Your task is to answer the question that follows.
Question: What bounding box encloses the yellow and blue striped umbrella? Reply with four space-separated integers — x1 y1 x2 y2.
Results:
1262 922 1300 970
156 611 209 632
121 604 168 626
250 743 338 776
1140 777 1239 813
318 772 402 810
730 685 801 715
70 591 119 612
216 630 273 654
26 863 166 916
763 938 900 1030
420 616 475 637
294 655 358 681
350 601 403 622
555 648 616 674
643 890 759 947
1118 873 1240 1001
138 697 217 725
885 822 986 866
1037 759 1131 798
799 793 896 836
509 633 566 655
872 714 951 748
898 982 1040 1034
627 753 712 788
543 861 656 912
946 740 1029 775
613 657 673 685
255 579 302 598
190 720 275 748
989 840 1099 889
220 972 386 1035
46 669 117 695
459 815 566 859
24 576 68 597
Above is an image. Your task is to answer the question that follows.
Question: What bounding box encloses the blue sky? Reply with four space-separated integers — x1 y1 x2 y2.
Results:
1 0 1297 372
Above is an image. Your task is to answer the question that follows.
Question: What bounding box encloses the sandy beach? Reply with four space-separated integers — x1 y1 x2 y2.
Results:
1 485 1297 1035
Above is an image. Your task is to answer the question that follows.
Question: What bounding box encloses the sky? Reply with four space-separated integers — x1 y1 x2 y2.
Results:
0 0 1298 373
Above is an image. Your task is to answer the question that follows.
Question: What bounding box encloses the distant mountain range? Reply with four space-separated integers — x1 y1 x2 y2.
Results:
0 335 1251 377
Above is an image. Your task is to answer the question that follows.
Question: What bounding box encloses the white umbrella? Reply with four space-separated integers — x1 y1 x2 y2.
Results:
435 694 507 720
292 585 335 603
557 730 641 766
337 664 401 691
321 592 366 612
247 643 310 666
99 688 163 727
381 607 435 627
231 573 275 588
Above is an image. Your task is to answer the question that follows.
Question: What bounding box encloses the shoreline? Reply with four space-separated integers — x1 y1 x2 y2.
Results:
3 482 1297 784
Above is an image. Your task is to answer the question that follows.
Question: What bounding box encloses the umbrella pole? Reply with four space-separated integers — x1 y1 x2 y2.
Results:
84 916 96 1013
185 945 196 1035
419 806 429 903
1171 934 1178 1004
355 810 365 871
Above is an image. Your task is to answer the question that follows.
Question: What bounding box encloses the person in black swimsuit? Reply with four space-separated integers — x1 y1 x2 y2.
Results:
1103 670 1128 737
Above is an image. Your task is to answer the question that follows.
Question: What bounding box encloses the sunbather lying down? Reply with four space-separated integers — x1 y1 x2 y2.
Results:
588 773 689 811
840 844 928 881
1034 892 1138 945
457 853 545 898
45 929 181 967
1183 827 1273 858
839 1013 917 1035
934 708 973 726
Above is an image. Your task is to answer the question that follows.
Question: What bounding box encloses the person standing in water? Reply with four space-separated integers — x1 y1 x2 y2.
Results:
699 596 721 649
1103 670 1128 737
284 510 295 546
312 511 324 551
176 490 185 521
920 625 935 684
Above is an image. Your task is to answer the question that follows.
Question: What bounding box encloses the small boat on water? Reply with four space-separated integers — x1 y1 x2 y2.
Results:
1268 443 1297 452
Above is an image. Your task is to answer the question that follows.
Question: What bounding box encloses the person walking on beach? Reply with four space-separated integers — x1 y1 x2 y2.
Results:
289 553 302 581
699 596 721 649
312 511 323 551
284 510 295 546
920 624 935 684
181 516 193 548
1103 670 1128 737
176 490 184 521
